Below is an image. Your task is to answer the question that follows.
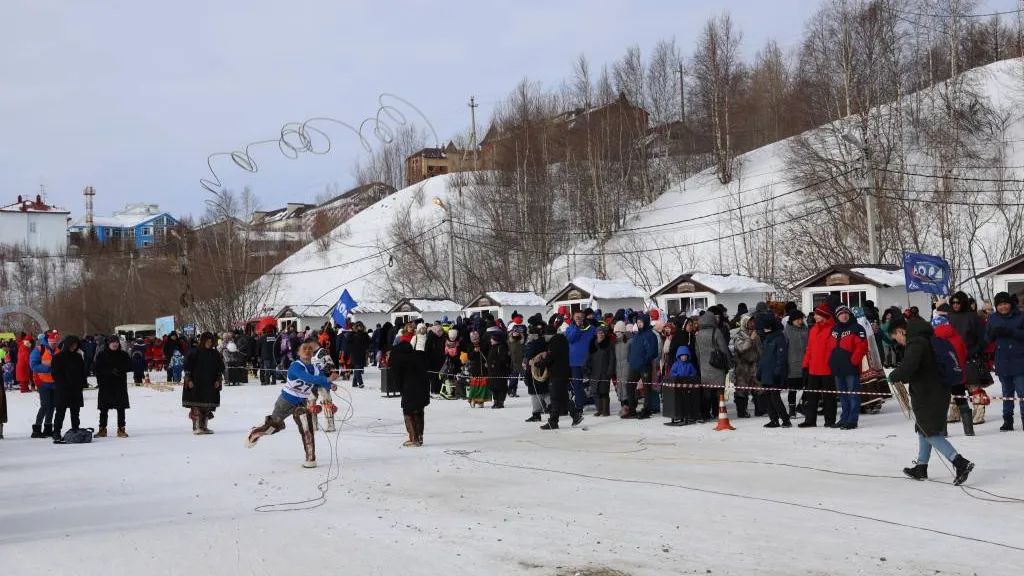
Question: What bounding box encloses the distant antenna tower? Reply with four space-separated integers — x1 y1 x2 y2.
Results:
83 186 96 235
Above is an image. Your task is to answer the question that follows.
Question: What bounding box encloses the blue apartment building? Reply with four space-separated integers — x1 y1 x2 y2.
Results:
67 203 177 248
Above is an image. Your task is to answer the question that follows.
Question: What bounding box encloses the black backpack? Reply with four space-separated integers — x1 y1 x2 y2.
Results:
930 337 964 388
56 428 95 444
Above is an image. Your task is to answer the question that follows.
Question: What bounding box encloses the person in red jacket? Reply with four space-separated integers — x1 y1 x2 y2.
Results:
16 333 34 393
799 304 837 428
830 305 869 429
931 306 973 436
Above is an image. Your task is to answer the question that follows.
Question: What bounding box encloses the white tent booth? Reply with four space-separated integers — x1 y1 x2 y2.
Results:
651 272 776 317
979 254 1024 299
463 291 548 321
547 277 647 317
348 302 392 329
793 265 930 313
388 298 462 326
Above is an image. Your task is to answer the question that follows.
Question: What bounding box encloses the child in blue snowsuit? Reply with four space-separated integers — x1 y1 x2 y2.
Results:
169 350 185 383
668 346 701 425
2 361 13 390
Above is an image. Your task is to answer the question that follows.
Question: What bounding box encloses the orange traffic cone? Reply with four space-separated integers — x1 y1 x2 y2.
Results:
713 394 735 431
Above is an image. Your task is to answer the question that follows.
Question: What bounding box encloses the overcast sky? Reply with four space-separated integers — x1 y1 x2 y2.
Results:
1 0 1018 220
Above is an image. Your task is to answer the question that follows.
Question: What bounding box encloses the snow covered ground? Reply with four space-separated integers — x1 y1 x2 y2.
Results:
3 371 1022 576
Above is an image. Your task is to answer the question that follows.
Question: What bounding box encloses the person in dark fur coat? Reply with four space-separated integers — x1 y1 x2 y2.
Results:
50 335 87 441
539 330 580 430
487 329 511 409
390 333 429 446
584 326 616 416
523 323 549 422
94 335 133 437
182 332 224 435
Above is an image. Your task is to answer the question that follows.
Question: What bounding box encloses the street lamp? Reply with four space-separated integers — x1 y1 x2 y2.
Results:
432 198 457 301
841 132 879 264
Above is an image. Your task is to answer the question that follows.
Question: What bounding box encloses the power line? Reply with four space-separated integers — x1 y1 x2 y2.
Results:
877 192 1024 206
878 167 1024 184
456 170 854 238
892 7 1023 19
186 222 446 278
452 195 859 257
452 181 1024 242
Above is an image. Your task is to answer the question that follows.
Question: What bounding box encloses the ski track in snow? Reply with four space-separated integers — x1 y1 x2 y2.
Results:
2 370 1022 576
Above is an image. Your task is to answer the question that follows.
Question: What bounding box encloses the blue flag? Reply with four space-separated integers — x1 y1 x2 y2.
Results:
903 252 951 296
331 289 358 328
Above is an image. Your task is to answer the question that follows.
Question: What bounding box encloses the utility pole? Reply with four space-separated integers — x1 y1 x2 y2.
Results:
468 96 479 172
678 61 689 185
446 216 456 300
678 62 686 128
432 198 456 300
843 132 879 263
864 151 879 264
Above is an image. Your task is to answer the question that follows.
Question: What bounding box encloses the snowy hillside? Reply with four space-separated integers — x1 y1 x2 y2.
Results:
259 60 1024 316
257 175 461 315
553 58 1024 291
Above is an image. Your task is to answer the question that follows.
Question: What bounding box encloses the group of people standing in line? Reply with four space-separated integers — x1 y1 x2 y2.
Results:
369 288 1024 487
5 284 1022 486
0 330 137 441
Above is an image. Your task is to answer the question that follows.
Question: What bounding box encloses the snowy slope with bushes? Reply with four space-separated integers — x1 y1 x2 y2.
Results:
553 59 1024 293
260 60 1024 315
257 175 461 314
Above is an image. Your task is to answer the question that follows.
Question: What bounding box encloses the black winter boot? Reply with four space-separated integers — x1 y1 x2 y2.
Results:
788 403 798 419
735 396 750 418
959 406 975 436
525 412 542 422
31 424 44 438
753 394 767 417
903 463 928 480
1000 416 1014 432
952 454 974 486
42 424 53 437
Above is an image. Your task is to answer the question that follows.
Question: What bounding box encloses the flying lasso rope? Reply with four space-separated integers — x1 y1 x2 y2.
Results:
200 93 441 194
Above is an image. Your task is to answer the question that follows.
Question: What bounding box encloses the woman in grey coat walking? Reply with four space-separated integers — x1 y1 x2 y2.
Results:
695 309 729 421
784 311 809 418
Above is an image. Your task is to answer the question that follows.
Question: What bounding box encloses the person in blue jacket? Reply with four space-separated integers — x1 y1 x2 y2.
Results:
565 311 597 412
246 340 338 468
624 313 659 419
667 345 701 426
669 346 699 379
757 313 792 429
986 292 1024 431
29 330 60 438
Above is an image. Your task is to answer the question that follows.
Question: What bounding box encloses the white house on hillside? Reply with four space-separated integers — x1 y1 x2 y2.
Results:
547 277 648 316
651 272 776 317
793 264 931 313
0 194 70 254
464 291 548 321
